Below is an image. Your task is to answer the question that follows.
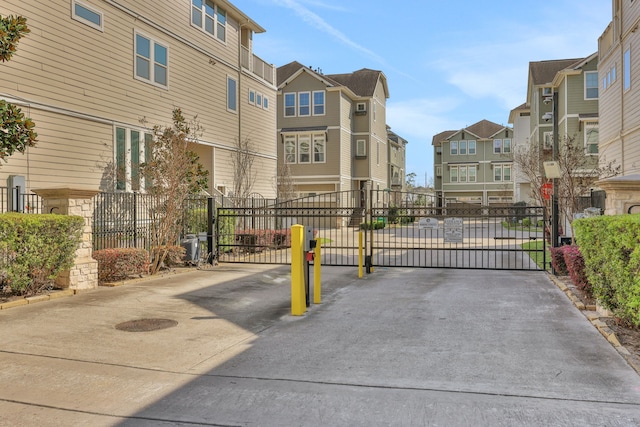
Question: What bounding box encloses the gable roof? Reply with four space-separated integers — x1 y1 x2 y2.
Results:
528 58 584 87
433 120 509 145
432 130 456 145
326 68 389 98
277 61 342 88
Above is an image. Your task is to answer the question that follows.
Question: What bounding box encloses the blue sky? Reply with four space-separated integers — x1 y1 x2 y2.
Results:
232 0 612 187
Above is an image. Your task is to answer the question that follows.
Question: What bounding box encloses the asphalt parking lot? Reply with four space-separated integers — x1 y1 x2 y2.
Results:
1 264 640 426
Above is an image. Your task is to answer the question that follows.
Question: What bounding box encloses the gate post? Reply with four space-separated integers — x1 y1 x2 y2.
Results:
33 187 100 290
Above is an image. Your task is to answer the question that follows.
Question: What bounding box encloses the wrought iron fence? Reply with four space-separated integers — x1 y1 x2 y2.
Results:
0 186 42 214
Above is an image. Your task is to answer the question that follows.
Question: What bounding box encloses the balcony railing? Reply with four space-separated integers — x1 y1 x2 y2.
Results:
241 46 274 85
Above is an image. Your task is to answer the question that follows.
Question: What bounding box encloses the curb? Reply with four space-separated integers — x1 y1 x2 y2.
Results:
0 289 76 310
547 273 640 374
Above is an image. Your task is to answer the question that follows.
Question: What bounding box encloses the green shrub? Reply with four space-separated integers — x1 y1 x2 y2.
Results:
574 214 640 326
93 248 150 283
0 213 83 295
522 218 532 227
217 209 236 253
359 220 386 230
537 219 545 227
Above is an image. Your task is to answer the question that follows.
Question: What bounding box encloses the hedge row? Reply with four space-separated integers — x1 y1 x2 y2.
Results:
574 214 640 326
93 248 150 283
0 213 83 295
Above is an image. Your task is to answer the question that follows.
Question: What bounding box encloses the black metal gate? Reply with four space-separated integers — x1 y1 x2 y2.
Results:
215 190 546 271
369 190 546 270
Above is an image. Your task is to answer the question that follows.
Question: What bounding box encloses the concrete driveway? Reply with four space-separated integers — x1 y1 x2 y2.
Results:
1 265 640 426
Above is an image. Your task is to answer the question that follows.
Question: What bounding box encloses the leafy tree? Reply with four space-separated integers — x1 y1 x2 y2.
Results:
141 108 209 274
0 15 37 161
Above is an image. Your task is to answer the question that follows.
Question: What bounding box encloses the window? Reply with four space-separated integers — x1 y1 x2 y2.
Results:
450 166 458 183
298 92 310 116
468 166 476 182
284 136 296 164
436 165 442 177
493 139 502 154
313 134 325 163
262 95 269 110
459 140 467 155
624 47 631 91
585 122 599 155
542 87 552 96
450 141 458 155
191 0 226 42
72 0 103 31
284 93 296 117
248 89 255 105
356 103 366 112
503 139 511 154
135 33 168 87
115 127 151 192
256 92 262 108
585 71 598 99
313 91 325 115
356 139 366 157
494 164 512 182
298 135 311 163
459 166 467 182
468 140 476 155
227 76 237 112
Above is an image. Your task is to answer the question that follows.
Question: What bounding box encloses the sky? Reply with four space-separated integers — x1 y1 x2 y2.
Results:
231 0 612 187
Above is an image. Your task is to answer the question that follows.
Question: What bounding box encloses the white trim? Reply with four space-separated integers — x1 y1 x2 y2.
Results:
71 0 104 32
190 0 227 45
226 75 238 113
298 91 311 117
134 30 169 89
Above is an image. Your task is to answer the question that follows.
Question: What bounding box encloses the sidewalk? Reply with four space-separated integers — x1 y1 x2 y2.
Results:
1 265 640 426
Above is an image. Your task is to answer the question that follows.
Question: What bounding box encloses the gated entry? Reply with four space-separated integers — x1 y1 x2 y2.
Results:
216 190 547 271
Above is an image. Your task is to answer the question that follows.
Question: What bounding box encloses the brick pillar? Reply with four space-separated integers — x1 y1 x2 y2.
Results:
596 175 640 215
33 187 100 290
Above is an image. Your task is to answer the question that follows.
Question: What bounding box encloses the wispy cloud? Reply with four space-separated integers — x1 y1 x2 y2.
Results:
272 0 385 64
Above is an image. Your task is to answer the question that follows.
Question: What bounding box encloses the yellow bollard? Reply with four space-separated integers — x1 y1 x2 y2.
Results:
358 231 364 278
291 225 306 315
314 238 321 304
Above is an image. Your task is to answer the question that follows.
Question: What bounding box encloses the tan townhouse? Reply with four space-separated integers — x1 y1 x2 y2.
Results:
433 120 514 208
276 62 397 203
597 0 640 214
0 0 277 208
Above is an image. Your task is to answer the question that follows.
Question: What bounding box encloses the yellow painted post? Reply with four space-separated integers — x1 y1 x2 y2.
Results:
314 238 321 304
291 225 306 315
358 231 364 278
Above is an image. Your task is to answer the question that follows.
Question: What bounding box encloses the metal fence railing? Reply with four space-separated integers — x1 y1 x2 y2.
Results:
0 186 42 214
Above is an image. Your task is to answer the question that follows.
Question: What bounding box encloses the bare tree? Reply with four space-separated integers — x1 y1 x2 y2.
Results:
142 108 209 274
231 136 257 200
511 141 547 207
276 163 296 201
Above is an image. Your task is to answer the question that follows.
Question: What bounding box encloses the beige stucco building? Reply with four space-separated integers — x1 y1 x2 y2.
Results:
0 0 277 203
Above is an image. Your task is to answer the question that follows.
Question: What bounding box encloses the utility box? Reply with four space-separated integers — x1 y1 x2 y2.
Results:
181 234 200 262
303 226 316 252
7 175 25 212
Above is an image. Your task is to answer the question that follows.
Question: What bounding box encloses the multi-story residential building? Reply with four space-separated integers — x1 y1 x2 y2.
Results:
432 120 514 207
517 55 600 217
597 0 640 214
0 0 277 201
276 62 399 201
387 126 407 192
507 102 533 204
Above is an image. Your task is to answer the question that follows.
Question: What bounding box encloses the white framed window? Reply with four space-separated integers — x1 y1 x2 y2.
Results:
468 165 477 182
435 165 442 177
543 132 553 150
494 164 512 182
493 139 502 154
284 93 296 117
585 71 598 99
298 92 311 116
284 136 296 164
468 140 476 155
356 139 366 157
248 89 255 105
450 141 458 155
115 126 152 192
262 95 269 110
585 122 599 155
135 32 168 88
450 166 458 183
313 91 325 115
313 134 326 163
72 0 103 31
624 47 631 92
298 135 311 163
356 102 366 112
503 138 511 154
256 92 263 108
459 166 467 182
542 87 552 96
191 0 226 42
227 76 237 112
459 140 467 155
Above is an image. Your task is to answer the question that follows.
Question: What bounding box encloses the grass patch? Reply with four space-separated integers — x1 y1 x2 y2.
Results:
316 237 333 244
521 239 550 271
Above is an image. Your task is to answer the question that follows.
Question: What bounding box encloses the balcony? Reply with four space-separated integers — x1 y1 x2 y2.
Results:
599 22 614 58
241 46 274 85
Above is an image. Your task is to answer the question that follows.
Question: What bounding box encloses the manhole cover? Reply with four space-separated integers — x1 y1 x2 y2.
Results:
115 318 178 332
